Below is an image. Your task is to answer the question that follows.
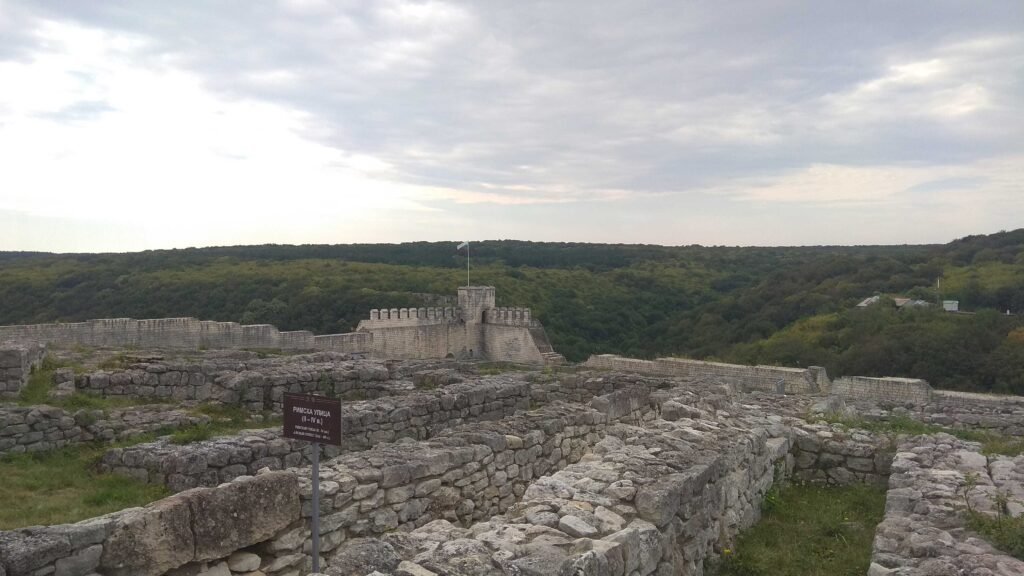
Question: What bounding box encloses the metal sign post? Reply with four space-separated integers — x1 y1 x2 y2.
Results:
283 393 342 574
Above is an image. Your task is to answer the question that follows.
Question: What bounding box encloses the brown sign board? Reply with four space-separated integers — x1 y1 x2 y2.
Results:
283 393 342 446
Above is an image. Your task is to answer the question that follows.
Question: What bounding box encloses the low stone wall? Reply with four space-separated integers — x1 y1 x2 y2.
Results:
831 375 933 405
2 367 914 576
790 423 891 486
0 471 302 576
529 370 676 406
0 317 371 354
869 434 1024 574
326 390 793 575
99 378 534 490
70 353 396 412
0 404 208 457
847 389 1024 437
583 354 828 394
0 341 45 398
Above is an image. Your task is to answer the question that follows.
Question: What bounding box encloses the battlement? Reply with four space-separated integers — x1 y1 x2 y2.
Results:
361 307 462 326
483 306 536 326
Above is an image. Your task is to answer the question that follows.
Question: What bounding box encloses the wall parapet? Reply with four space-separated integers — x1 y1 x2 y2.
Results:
0 318 371 354
364 307 461 324
482 307 537 327
583 354 828 394
831 375 932 405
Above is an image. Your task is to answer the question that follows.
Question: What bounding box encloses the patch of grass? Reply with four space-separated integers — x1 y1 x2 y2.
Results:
57 394 170 412
707 483 886 576
967 511 1024 560
170 403 282 445
475 361 529 376
17 356 169 412
96 353 131 371
0 444 169 530
814 414 1024 456
169 424 217 444
243 348 286 358
16 355 68 405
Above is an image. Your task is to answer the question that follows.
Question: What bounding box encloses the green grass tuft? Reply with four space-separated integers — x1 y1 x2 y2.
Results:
168 403 282 445
814 414 1024 456
707 483 886 576
0 445 169 530
967 511 1024 560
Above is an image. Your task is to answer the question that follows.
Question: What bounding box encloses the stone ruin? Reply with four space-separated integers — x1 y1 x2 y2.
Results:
0 286 565 366
2 343 1024 575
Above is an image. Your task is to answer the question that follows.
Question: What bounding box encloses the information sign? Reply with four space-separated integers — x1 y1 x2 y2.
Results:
283 393 341 446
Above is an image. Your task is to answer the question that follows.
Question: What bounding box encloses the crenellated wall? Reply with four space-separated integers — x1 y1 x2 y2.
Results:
362 307 462 325
483 307 536 326
355 286 559 364
0 287 558 365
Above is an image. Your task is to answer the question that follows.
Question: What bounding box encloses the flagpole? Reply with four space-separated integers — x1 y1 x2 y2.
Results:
467 242 470 286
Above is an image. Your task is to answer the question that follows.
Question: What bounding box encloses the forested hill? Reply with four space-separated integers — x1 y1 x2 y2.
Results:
1 230 1023 392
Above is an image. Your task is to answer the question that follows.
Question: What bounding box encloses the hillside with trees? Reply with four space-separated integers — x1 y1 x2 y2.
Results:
1 229 1022 392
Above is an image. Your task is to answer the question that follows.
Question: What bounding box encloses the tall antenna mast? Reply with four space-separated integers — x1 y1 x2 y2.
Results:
457 241 470 286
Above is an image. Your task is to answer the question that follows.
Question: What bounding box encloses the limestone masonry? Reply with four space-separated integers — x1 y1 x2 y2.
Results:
5 317 1024 574
0 286 563 365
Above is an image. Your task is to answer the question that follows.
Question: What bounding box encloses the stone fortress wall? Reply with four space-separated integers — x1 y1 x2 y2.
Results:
0 286 560 366
0 318 371 355
354 286 558 364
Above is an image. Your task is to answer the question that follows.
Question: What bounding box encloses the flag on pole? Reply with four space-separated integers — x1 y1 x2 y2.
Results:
456 241 468 250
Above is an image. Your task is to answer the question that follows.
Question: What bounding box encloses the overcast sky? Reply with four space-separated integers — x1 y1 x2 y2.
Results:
1 1 1021 252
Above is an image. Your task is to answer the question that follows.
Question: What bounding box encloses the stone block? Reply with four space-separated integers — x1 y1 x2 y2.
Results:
184 471 300 562
0 529 71 576
100 497 194 576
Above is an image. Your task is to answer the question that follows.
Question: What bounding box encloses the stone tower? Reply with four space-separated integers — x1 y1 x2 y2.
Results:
458 286 495 358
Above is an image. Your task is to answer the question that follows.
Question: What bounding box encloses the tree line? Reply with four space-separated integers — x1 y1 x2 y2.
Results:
1 230 1022 391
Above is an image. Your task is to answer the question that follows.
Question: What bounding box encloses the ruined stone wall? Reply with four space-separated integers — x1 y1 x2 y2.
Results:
332 385 793 576
0 318 371 354
0 472 303 576
869 434 1024 574
830 375 933 405
69 353 395 412
98 379 534 491
0 404 208 457
851 389 1024 437
1 366 918 576
0 341 45 398
583 354 827 393
789 423 891 486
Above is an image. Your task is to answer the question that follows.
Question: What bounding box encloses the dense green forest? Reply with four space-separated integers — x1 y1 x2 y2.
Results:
1 230 1023 392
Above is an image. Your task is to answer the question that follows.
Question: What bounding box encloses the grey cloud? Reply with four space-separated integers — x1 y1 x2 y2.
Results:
3 0 1022 244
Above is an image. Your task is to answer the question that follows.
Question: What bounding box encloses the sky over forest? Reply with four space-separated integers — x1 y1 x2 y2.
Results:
1 0 1021 252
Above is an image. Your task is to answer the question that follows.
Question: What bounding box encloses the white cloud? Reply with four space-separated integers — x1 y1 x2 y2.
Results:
0 1 1022 250
0 18 469 250
712 156 1024 209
